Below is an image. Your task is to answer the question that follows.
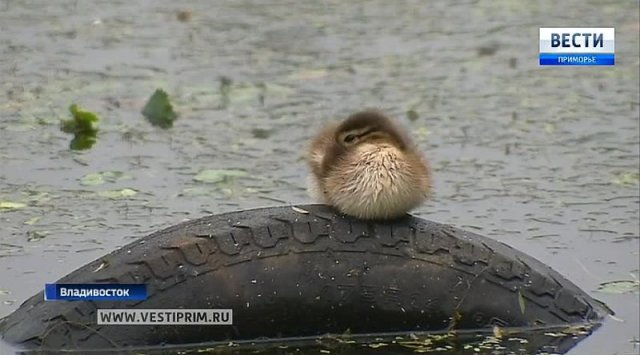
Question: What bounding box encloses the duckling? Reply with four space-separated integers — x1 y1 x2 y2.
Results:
307 110 431 220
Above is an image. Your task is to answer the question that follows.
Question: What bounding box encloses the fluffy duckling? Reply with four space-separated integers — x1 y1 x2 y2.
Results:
307 110 431 220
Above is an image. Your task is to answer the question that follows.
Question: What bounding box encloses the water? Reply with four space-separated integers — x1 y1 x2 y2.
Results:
0 1 638 354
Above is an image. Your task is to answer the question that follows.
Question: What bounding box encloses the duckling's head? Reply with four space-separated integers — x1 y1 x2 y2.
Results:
309 109 431 219
334 110 409 150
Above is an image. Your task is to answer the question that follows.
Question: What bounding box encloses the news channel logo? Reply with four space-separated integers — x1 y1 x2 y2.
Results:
539 28 614 66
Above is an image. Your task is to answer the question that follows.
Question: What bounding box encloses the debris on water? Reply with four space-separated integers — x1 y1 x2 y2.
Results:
368 342 388 348
406 109 419 122
0 201 26 211
544 122 556 134
24 216 40 225
611 171 640 186
597 280 640 294
26 230 49 242
176 10 192 22
60 104 100 150
80 171 131 186
194 169 248 183
97 188 138 199
61 104 100 135
476 43 499 56
219 76 232 108
180 186 217 197
251 128 272 139
69 135 97 150
142 89 177 128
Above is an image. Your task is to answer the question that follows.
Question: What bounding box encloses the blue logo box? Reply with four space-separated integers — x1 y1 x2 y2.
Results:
539 28 614 66
45 284 147 301
539 53 615 66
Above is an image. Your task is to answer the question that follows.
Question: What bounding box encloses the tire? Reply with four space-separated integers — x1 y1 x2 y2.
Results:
0 204 609 352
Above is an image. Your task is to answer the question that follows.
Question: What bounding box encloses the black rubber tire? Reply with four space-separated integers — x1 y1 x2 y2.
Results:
0 204 608 351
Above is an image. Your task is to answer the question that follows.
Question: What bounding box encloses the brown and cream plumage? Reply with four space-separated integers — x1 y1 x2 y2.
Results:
307 110 431 220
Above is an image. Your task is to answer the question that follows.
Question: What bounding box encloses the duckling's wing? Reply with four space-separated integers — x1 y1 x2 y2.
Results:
307 122 338 177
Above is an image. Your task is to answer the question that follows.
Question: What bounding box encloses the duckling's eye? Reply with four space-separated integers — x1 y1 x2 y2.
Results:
343 134 356 144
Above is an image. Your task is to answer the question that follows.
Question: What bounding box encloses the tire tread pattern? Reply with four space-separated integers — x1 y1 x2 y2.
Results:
0 205 608 349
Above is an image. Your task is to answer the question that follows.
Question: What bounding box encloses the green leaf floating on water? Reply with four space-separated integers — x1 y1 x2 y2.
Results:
611 172 640 186
142 89 177 128
0 201 27 210
24 216 41 225
69 134 97 150
60 104 100 150
61 104 100 135
180 186 217 197
81 173 108 186
597 280 640 294
194 169 247 183
81 171 131 186
27 230 49 242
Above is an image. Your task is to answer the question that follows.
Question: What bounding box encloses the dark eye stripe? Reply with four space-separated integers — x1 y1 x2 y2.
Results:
356 128 376 138
342 127 377 144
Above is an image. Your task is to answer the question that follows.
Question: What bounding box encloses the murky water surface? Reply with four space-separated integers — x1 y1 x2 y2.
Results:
0 0 638 354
